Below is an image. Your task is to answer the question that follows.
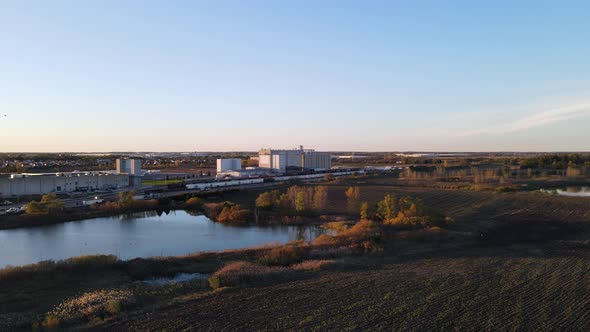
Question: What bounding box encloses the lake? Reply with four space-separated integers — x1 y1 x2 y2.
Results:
0 210 326 268
542 186 590 197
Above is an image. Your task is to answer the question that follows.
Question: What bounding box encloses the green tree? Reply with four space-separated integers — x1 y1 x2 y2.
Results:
295 192 306 213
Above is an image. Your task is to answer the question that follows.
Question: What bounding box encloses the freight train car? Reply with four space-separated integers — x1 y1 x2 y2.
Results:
186 178 264 191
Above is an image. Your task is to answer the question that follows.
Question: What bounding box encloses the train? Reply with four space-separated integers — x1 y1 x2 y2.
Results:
184 170 364 191
273 170 364 182
185 178 264 190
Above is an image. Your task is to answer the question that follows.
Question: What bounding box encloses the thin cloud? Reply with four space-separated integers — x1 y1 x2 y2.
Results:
458 102 590 137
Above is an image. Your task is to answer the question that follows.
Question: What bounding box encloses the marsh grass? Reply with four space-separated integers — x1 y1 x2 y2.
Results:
0 255 120 281
209 261 289 289
43 289 135 328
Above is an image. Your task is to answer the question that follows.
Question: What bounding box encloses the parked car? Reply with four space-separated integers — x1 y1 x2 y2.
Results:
2 200 13 206
6 207 21 214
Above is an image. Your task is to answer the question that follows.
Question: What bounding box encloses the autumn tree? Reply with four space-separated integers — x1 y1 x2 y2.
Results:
118 191 137 209
312 186 328 211
217 204 250 224
25 200 45 214
360 201 371 221
40 193 64 214
345 186 360 213
255 192 273 210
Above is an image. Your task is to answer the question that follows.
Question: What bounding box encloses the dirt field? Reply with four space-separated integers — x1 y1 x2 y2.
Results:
102 246 590 331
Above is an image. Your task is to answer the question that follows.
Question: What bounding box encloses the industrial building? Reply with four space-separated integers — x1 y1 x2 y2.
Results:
258 146 332 172
116 158 142 175
216 167 271 179
0 172 129 197
216 159 242 173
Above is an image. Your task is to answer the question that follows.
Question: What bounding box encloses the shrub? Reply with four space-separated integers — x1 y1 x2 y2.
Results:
185 197 202 207
314 220 381 251
339 220 380 243
217 204 251 224
203 202 226 219
104 300 123 315
203 201 251 223
322 221 349 233
313 234 339 246
210 261 288 288
42 315 60 329
208 275 221 290
257 243 309 266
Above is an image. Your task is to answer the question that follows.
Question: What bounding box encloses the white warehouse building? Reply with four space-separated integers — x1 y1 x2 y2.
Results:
258 146 332 172
0 172 129 197
216 159 242 173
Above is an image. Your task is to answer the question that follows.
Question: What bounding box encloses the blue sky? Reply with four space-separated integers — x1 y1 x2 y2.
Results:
1 0 590 152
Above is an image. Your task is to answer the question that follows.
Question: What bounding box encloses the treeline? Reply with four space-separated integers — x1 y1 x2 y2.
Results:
94 191 159 213
24 191 160 216
401 165 512 184
520 154 590 169
255 186 328 215
402 163 589 185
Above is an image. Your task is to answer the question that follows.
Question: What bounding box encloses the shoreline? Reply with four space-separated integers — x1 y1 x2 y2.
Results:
0 204 185 230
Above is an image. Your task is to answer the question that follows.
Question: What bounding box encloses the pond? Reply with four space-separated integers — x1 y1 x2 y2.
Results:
542 186 590 197
0 210 327 268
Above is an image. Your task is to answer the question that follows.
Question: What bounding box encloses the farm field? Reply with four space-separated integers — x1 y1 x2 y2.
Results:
102 246 590 331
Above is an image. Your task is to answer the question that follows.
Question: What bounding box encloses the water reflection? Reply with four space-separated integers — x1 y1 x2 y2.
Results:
0 211 326 268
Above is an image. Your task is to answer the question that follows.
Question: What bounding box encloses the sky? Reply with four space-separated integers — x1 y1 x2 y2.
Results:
1 0 590 152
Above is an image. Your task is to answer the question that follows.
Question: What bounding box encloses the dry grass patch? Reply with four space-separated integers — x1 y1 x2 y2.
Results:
43 289 135 327
209 261 289 289
257 242 310 266
291 260 336 271
314 220 382 252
